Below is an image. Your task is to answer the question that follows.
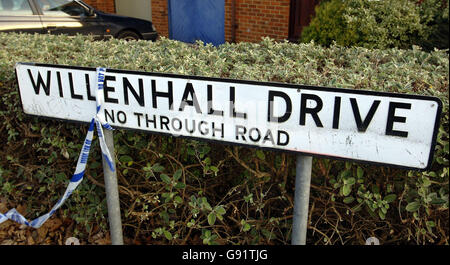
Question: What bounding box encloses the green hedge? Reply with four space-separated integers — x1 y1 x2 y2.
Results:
0 33 448 244
301 0 449 51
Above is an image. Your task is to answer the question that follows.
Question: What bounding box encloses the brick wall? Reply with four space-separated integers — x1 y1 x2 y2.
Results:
151 0 169 38
232 0 290 42
84 0 116 14
225 0 233 42
151 0 291 43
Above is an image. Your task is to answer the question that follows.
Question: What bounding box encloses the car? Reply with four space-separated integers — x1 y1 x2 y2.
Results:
0 0 158 41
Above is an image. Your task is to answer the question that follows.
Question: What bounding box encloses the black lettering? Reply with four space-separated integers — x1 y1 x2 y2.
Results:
207 85 224 116
199 121 209 135
117 111 127 124
350 98 380 132
268 90 292 123
85 74 96 101
171 118 182 131
179 83 202 113
160 116 170 131
249 127 261 142
56 71 63 97
68 72 83 100
332 97 341 129
185 119 195 133
28 69 51 96
152 80 173 110
386 102 411 138
145 114 157 129
235 125 247 140
230 86 247 119
123 77 145 107
262 129 275 145
134 112 143 127
300 94 323 127
212 122 224 138
105 109 115 123
104 75 118 104
277 130 289 146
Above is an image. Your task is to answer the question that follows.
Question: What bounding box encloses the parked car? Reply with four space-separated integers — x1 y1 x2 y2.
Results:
0 0 157 41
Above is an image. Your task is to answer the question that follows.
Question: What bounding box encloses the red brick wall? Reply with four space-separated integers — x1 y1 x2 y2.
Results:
225 0 233 42
151 0 290 43
232 0 290 42
151 0 169 38
84 0 116 14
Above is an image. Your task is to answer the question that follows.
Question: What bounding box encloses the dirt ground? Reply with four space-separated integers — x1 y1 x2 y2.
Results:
0 201 120 245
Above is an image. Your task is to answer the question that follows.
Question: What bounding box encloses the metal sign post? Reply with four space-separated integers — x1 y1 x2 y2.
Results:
101 128 124 245
291 155 313 245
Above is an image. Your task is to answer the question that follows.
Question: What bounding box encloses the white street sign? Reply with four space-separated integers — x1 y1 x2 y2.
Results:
16 63 442 170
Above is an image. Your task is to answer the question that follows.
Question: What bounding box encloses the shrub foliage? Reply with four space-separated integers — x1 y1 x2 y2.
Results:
301 0 449 51
0 33 448 244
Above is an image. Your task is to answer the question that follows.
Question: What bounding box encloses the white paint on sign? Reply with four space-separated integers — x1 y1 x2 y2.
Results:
15 63 442 169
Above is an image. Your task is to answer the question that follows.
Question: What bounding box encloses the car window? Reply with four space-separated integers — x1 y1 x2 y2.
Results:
0 0 33 15
36 0 88 16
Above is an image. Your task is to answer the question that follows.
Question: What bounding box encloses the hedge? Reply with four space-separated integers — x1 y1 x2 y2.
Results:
0 33 448 244
301 0 449 51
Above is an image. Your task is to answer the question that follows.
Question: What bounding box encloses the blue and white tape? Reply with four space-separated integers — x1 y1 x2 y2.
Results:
95 67 115 172
0 67 115 228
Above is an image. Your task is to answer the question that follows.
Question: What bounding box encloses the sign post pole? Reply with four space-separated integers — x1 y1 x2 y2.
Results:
291 154 313 245
101 129 124 245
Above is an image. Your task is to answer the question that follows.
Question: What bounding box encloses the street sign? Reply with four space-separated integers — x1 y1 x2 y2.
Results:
16 62 442 170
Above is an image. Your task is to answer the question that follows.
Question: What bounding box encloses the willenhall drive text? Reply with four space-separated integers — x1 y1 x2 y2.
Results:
16 63 442 169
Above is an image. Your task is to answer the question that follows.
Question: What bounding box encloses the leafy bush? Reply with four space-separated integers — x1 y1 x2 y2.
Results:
301 0 449 51
0 33 448 244
300 0 360 48
417 0 449 51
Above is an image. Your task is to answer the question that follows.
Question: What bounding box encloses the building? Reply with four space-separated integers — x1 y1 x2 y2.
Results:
84 0 319 44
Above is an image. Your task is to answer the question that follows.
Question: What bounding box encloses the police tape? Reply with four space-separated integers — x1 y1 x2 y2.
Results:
0 67 115 228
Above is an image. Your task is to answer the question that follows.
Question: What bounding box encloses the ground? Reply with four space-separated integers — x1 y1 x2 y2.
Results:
0 202 117 245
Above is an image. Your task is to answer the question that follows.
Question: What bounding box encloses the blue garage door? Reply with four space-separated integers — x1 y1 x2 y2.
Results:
168 0 225 46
